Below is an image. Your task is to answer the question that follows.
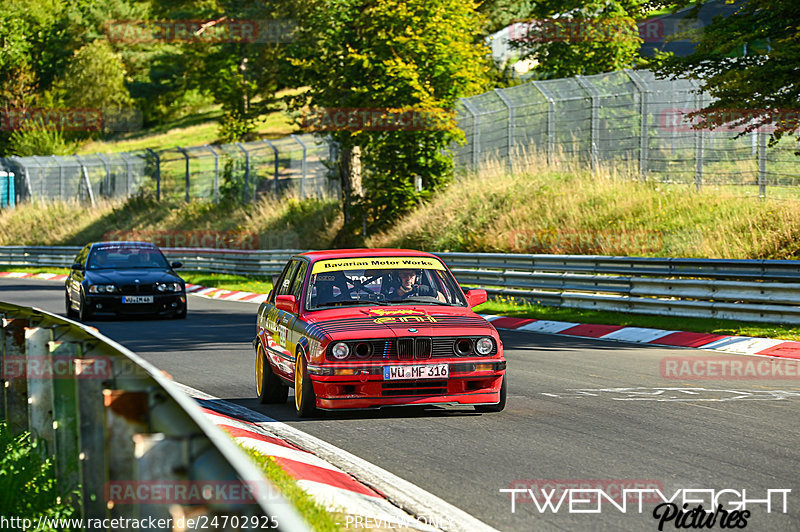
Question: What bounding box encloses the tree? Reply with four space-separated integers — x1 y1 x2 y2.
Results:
648 0 800 143
290 0 491 239
511 0 646 78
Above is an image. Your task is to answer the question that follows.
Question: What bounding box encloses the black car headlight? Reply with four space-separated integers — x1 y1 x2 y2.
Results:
88 284 118 294
156 282 183 292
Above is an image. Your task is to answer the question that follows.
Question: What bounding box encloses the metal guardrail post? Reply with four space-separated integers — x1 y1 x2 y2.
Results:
235 143 251 203
2 315 30 434
460 99 481 170
531 81 556 165
145 148 161 201
625 70 649 180
291 135 308 199
176 147 191 203
262 139 280 195
26 326 56 452
50 336 83 502
494 88 515 173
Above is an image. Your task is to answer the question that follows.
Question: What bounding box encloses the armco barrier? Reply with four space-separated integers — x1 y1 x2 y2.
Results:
3 246 800 324
0 302 310 531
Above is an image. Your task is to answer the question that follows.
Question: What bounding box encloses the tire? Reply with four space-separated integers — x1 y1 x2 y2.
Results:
256 343 288 404
65 291 77 319
78 291 92 322
476 375 506 413
294 351 318 418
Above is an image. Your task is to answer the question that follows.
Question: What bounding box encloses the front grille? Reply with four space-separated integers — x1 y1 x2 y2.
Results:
120 283 155 295
397 338 414 359
327 337 497 361
381 380 448 397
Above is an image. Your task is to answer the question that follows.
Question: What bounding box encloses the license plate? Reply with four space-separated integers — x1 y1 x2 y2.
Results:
383 364 449 380
122 296 154 304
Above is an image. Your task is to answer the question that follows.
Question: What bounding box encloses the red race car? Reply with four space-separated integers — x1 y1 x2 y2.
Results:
253 249 507 417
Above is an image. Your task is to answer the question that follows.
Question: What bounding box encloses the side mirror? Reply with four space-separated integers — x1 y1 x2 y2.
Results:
465 289 487 308
267 289 274 302
275 294 299 314
71 263 84 271
171 261 183 269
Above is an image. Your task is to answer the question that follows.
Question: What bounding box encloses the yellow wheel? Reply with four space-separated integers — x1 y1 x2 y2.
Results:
256 343 288 404
294 351 317 417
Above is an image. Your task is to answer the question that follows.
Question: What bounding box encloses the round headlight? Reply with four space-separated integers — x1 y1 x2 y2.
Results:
476 337 493 355
332 342 350 360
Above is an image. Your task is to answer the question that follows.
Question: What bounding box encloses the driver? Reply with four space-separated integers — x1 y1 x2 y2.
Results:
388 269 446 302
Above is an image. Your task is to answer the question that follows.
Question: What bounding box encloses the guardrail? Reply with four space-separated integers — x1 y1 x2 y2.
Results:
2 246 800 325
0 301 310 531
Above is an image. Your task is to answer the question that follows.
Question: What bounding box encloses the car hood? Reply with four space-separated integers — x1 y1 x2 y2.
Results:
85 269 182 285
303 305 497 341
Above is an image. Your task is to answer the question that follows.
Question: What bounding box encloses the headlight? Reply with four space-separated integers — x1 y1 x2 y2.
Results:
331 342 350 360
476 337 494 355
156 282 182 292
88 284 118 294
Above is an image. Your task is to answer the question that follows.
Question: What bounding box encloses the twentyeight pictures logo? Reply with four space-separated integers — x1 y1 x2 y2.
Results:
500 484 791 529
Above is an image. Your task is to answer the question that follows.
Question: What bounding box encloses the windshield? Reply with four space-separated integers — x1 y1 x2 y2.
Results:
306 256 466 310
87 245 171 270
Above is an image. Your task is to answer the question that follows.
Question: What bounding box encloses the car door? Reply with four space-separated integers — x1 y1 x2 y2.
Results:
260 259 301 379
67 245 90 303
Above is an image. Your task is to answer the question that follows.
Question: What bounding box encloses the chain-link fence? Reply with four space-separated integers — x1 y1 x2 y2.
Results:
2 69 798 206
0 133 337 205
454 69 800 197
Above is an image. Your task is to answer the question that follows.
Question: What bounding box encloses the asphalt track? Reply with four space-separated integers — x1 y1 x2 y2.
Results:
3 277 800 531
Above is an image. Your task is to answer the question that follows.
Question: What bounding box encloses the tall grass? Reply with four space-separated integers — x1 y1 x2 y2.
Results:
0 193 341 250
368 149 800 259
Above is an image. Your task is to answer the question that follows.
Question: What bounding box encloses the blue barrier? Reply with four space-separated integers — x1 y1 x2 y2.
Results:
0 171 14 208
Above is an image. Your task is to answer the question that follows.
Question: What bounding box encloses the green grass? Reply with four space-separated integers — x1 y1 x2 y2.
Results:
181 272 273 294
241 447 342 532
475 298 800 342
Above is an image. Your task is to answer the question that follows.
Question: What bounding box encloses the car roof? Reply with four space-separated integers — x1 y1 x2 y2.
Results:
297 248 439 261
91 241 158 249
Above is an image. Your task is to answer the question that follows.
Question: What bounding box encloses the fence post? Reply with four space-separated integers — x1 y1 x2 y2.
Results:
96 153 112 198
176 147 190 202
758 129 767 200
494 88 514 173
52 155 64 199
625 70 649 180
25 326 56 452
290 135 308 199
234 143 251 203
120 152 133 197
2 316 30 435
694 88 704 192
145 148 161 201
531 81 556 165
74 155 96 207
203 145 219 203
262 139 280 195
458 99 480 170
575 75 600 169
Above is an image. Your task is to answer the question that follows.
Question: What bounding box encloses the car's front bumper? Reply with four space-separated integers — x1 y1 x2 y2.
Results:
306 360 506 410
83 293 186 316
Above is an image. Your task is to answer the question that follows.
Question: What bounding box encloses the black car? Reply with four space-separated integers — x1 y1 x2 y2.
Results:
66 241 187 321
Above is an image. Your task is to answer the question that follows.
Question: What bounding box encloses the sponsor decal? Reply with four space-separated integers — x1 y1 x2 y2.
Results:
373 315 437 325
366 308 426 316
311 257 445 274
